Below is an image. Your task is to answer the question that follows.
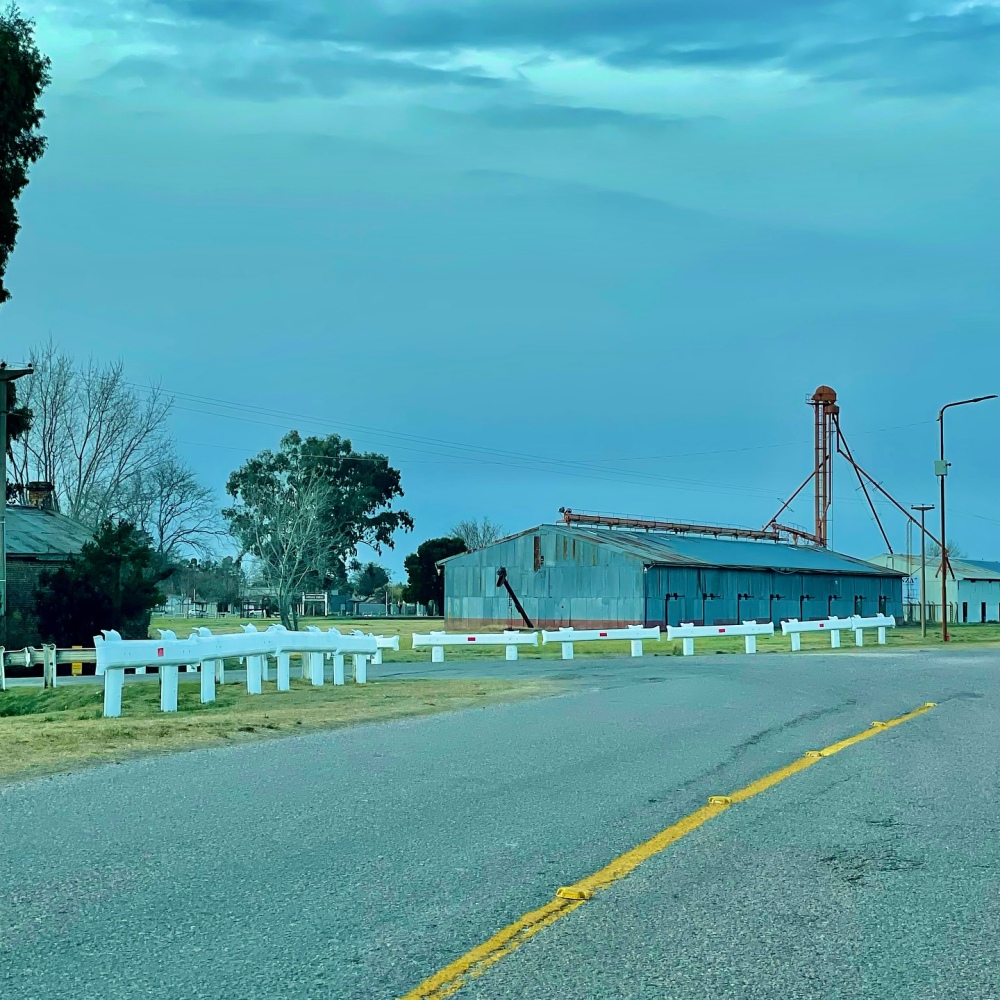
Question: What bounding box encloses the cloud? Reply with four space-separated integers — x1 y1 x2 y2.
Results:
473 103 697 130
92 47 509 101
139 0 1000 96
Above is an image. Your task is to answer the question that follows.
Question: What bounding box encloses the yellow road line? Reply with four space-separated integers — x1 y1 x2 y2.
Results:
398 701 937 1000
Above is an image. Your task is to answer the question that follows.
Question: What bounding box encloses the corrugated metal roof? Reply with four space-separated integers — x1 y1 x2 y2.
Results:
3 505 93 556
868 552 1000 580
568 528 902 575
960 559 1000 578
438 524 904 576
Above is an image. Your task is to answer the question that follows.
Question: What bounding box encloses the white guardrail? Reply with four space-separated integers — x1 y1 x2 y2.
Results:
781 614 895 649
541 625 660 660
412 631 538 662
94 624 385 718
666 621 775 656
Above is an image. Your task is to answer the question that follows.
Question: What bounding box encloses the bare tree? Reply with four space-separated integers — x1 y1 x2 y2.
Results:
451 516 505 551
9 341 172 526
225 468 344 630
111 452 221 557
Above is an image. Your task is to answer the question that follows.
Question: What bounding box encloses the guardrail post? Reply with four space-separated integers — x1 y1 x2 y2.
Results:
41 644 57 688
354 654 368 684
744 635 757 654
560 642 574 660
200 659 216 704
682 637 694 656
431 645 444 663
790 632 802 652
854 628 864 647
276 652 291 692
630 639 643 657
878 626 887 645
333 653 345 685
308 651 324 686
0 647 5 692
505 643 518 661
246 655 263 695
160 664 179 712
216 660 225 685
104 667 124 718
373 647 383 665
261 655 270 683
831 630 841 648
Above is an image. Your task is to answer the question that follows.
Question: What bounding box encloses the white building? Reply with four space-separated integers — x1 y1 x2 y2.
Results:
868 553 1000 623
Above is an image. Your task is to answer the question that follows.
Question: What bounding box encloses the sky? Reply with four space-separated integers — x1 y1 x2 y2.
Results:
5 0 1000 578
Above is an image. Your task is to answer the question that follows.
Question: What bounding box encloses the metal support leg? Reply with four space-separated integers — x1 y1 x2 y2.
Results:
333 654 345 686
200 660 216 703
630 639 643 657
160 664 179 712
104 668 124 718
561 642 574 660
505 645 518 661
790 633 801 652
277 652 290 692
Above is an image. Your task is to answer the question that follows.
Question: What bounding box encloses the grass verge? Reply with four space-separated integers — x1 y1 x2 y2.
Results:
0 678 558 784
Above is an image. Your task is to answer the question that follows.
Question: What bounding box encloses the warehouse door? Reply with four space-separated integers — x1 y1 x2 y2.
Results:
651 568 700 626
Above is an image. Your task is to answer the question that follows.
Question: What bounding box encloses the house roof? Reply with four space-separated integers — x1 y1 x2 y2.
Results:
868 553 1000 581
440 524 904 576
3 505 93 557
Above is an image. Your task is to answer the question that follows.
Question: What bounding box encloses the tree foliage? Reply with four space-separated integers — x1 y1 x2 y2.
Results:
350 560 390 599
35 520 170 644
403 537 466 612
450 516 505 551
0 5 50 306
223 430 412 628
166 556 244 608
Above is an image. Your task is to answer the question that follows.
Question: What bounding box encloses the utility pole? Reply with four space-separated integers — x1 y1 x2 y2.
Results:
911 504 934 639
936 394 997 642
0 362 34 645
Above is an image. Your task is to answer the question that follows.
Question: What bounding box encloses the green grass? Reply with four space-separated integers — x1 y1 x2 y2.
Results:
149 615 1000 660
0 677 558 783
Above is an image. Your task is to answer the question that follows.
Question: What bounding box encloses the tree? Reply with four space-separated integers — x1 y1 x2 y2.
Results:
223 430 412 629
35 520 170 644
4 379 31 500
111 452 220 557
8 342 173 527
350 560 390 599
930 540 966 561
403 537 467 613
166 556 244 609
0 5 50 307
450 516 505 551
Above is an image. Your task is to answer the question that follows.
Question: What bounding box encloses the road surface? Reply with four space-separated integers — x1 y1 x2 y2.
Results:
2 646 997 999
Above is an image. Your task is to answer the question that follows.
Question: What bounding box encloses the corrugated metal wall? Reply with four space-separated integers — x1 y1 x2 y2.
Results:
644 567 903 626
444 525 904 628
444 526 645 628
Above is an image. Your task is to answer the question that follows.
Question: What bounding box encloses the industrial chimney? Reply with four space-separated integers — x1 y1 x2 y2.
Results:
26 481 55 511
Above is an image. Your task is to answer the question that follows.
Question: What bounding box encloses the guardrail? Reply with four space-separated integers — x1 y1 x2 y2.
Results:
850 614 896 646
780 616 854 650
781 614 895 650
412 631 539 662
0 644 98 690
665 621 775 656
540 625 660 660
94 625 380 717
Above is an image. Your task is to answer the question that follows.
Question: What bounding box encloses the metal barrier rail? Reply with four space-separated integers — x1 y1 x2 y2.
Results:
412 631 539 662
849 614 896 646
780 616 854 650
540 625 660 660
94 625 379 717
665 621 775 656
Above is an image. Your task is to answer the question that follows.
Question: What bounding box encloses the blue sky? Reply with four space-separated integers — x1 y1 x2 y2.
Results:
6 0 1000 577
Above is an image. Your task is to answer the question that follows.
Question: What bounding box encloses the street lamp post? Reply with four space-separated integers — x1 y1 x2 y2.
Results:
936 394 998 642
911 504 934 639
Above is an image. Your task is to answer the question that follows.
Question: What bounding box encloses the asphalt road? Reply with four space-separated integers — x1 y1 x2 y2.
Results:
2 647 998 999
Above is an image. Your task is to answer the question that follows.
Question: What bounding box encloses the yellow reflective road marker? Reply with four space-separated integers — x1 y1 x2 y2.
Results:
399 702 937 1000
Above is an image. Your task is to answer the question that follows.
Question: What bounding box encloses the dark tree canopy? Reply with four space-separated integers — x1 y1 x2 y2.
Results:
403 537 467 611
350 560 390 599
35 520 170 645
0 5 50 306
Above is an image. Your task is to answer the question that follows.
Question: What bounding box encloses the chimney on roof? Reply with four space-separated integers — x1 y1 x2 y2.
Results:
26 481 55 511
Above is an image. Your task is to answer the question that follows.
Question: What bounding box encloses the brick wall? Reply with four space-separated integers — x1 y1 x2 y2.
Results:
3 558 59 649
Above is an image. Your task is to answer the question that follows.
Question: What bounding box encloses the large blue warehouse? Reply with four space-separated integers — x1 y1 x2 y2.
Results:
440 523 904 629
